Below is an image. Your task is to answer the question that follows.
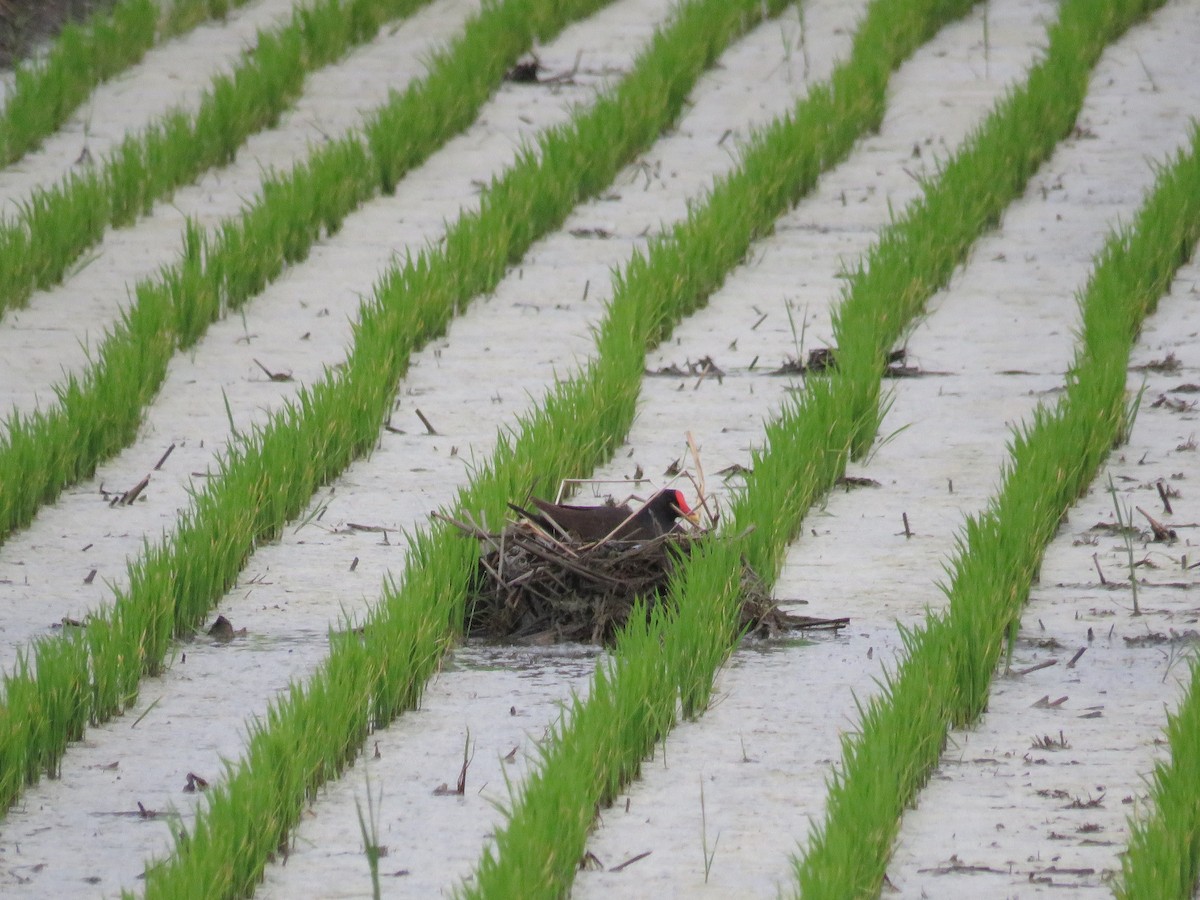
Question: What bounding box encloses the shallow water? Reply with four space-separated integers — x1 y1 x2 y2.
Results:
0 0 1198 896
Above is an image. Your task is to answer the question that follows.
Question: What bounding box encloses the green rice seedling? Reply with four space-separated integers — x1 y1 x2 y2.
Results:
27 632 89 777
0 652 42 790
1107 474 1141 614
784 299 807 366
12 169 110 295
700 776 720 882
1116 651 1200 898
354 769 384 900
107 123 156 226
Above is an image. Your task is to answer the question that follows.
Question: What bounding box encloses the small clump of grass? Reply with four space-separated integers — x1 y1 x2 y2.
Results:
354 768 385 900
1107 474 1142 614
700 776 720 883
1116 649 1200 898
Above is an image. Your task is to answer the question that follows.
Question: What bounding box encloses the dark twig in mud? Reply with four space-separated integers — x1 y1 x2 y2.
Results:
1012 658 1056 677
610 851 652 872
1135 506 1176 542
154 443 176 470
111 473 149 507
1156 479 1174 514
455 730 472 794
432 730 473 796
253 359 293 382
415 408 438 435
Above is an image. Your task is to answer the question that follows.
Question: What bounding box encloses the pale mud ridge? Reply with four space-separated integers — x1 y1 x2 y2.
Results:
0 0 1197 897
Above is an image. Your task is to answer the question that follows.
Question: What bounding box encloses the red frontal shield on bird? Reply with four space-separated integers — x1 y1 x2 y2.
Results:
668 489 701 527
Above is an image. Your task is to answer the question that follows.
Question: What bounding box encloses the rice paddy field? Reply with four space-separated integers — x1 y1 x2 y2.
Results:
0 0 1198 896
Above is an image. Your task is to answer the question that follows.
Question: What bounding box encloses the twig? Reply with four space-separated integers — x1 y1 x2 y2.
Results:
431 510 492 538
131 697 162 729
154 443 176 470
1156 480 1173 514
1013 658 1057 677
347 522 389 534
1136 506 1175 541
685 431 718 528
512 514 583 557
415 408 438 435
112 474 150 507
518 539 629 587
497 519 507 583
455 729 472 795
610 851 652 872
253 358 292 381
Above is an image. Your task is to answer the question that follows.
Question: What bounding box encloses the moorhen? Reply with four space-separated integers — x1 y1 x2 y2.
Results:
523 489 699 542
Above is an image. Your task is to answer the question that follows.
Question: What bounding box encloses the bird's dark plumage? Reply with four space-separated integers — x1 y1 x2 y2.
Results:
523 489 696 541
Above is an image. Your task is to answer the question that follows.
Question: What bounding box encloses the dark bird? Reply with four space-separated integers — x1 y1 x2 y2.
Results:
520 489 699 542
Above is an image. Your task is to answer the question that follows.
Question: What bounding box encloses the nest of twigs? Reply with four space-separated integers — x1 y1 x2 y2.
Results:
448 514 847 645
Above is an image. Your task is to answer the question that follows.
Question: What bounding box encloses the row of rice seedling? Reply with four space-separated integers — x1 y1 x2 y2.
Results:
0 0 435 317
790 18 1195 900
0 0 255 167
0 0 624 547
466 0 1172 894
0 0 785 863
1119 632 1200 896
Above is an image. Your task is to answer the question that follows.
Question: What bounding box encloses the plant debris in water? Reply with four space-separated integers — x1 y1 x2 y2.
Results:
449 512 847 644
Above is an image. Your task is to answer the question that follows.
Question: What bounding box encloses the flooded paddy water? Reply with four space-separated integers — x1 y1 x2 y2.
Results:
0 0 1197 896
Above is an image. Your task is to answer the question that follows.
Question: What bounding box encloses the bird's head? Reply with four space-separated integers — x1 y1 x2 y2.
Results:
665 489 701 526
